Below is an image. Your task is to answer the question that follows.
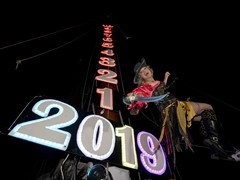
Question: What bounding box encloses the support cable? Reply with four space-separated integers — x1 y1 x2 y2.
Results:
81 28 99 110
0 21 94 50
15 28 94 69
187 85 240 112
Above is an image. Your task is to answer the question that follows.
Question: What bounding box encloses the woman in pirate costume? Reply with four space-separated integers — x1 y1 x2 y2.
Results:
123 58 232 169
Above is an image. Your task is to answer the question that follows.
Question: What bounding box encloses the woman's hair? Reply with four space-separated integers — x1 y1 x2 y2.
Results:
137 66 154 86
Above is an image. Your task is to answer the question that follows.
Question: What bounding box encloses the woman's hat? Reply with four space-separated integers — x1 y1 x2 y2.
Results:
133 57 147 84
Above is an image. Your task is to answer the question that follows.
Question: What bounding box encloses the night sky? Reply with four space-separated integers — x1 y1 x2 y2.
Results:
1 2 240 179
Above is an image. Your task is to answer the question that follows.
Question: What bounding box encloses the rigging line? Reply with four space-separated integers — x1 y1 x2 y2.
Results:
115 23 131 40
140 111 160 128
60 154 70 180
0 21 94 50
8 95 40 131
188 143 236 154
188 85 240 112
83 68 98 111
85 40 101 111
114 41 126 95
15 28 94 69
81 32 99 109
87 75 97 112
166 155 183 180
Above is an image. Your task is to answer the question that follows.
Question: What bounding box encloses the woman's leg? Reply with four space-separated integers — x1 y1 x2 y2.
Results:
189 101 213 121
188 101 229 158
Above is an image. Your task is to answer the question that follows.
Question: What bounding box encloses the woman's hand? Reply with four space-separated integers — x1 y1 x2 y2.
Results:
165 71 170 78
127 93 136 103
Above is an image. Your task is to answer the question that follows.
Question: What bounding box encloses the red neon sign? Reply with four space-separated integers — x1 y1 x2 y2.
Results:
95 24 117 110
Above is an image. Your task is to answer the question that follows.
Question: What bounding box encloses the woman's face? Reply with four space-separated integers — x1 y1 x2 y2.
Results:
139 66 153 79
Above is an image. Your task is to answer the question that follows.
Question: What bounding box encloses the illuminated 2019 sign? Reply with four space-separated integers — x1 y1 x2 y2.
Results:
8 98 167 176
8 24 167 177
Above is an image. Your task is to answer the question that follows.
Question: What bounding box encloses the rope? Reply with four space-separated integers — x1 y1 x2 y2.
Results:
0 21 93 50
81 30 99 110
114 41 125 95
154 107 169 151
188 85 240 113
8 96 41 131
15 28 94 69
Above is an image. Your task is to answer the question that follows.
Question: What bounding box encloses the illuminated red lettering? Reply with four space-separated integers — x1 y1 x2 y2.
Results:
99 57 116 67
95 69 118 84
96 88 113 110
101 49 114 56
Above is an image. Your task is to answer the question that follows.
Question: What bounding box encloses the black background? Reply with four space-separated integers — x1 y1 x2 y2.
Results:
1 2 240 179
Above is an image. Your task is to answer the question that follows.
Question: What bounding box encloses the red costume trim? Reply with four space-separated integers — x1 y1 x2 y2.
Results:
127 81 160 112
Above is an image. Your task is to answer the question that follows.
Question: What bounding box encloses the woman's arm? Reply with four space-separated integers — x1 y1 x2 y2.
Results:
163 71 171 85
